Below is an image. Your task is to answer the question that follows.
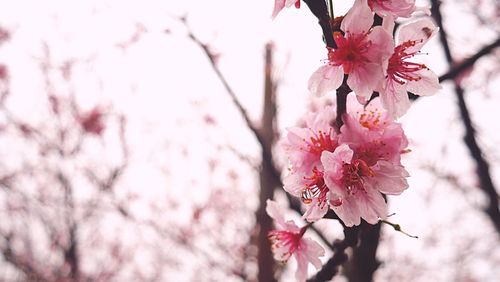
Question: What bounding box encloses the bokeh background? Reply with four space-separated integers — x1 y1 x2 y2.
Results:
0 0 499 281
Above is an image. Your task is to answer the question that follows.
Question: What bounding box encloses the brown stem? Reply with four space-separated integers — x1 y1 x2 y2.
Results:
343 222 382 282
307 225 360 281
335 76 351 131
303 0 336 48
257 43 277 281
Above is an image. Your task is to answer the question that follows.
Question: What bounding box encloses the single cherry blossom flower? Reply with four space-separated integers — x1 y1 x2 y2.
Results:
272 0 300 19
321 144 409 226
282 105 338 174
282 106 338 221
309 0 393 100
378 18 441 117
266 200 324 281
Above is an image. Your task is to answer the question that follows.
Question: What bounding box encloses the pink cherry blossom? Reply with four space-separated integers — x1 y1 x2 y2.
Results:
368 0 416 19
308 0 393 100
340 96 408 166
266 200 324 281
321 143 409 226
282 106 338 221
282 105 338 175
283 167 331 221
272 0 300 19
378 18 441 117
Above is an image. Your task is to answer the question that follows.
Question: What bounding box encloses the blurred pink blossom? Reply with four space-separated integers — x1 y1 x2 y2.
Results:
78 107 105 135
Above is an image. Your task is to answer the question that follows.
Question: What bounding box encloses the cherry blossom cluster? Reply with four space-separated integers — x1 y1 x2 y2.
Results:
267 0 441 280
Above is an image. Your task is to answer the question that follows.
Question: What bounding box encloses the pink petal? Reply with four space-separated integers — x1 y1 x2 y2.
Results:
271 0 286 19
266 200 300 232
293 237 324 281
382 15 396 33
303 197 329 222
380 79 411 118
369 0 416 18
306 105 336 131
332 195 361 227
308 65 344 96
371 160 410 195
348 62 383 99
356 186 388 224
339 113 367 145
342 0 374 34
322 147 354 197
321 145 353 173
266 199 286 225
302 238 325 269
406 68 441 96
365 26 394 63
283 173 305 198
294 252 309 282
396 18 438 53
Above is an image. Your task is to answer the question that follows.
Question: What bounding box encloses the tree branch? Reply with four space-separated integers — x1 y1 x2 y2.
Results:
431 0 500 234
438 36 500 83
303 0 336 48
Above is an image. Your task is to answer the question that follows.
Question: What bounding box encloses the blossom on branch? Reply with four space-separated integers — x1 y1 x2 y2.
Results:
377 18 441 117
308 0 393 101
321 97 410 226
280 96 410 227
266 200 324 282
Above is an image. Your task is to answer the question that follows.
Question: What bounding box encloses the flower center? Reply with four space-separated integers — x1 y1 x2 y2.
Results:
387 40 427 85
304 128 336 157
301 167 329 208
268 228 304 262
329 32 372 74
358 109 385 131
342 159 374 194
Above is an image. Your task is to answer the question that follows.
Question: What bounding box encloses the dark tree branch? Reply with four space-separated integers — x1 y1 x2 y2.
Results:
307 226 359 282
303 0 336 48
335 76 351 131
343 222 382 282
409 36 500 100
438 36 500 83
257 42 277 281
431 0 500 234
